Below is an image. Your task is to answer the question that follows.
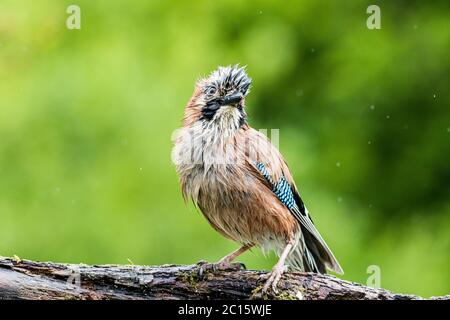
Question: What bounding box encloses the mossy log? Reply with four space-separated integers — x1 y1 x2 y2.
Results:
0 257 447 300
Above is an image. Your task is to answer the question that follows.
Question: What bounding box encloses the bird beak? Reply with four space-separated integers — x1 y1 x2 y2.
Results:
222 92 243 106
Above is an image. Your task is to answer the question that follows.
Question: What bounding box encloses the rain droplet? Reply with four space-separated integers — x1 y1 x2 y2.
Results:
336 162 341 167
386 115 390 119
259 10 263 14
368 140 372 145
370 105 375 110
433 94 437 98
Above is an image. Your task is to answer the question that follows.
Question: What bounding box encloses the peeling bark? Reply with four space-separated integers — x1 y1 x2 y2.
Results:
0 257 447 300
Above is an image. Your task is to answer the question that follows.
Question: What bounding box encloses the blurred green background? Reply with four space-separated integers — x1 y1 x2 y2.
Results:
0 0 448 297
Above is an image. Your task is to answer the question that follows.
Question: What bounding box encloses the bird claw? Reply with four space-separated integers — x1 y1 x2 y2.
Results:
196 261 245 278
216 261 246 271
261 264 287 295
238 262 247 270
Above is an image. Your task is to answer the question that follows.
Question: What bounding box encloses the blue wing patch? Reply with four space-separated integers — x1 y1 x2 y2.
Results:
254 162 342 274
255 162 273 184
255 162 296 209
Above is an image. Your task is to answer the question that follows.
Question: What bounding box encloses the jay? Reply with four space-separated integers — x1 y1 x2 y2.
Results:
172 65 343 293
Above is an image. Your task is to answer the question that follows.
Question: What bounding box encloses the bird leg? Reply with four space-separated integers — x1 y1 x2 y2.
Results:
217 244 253 268
197 244 253 276
261 238 295 294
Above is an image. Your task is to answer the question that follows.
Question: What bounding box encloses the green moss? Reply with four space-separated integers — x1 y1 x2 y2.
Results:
180 272 200 289
273 291 297 300
251 285 300 300
250 285 268 300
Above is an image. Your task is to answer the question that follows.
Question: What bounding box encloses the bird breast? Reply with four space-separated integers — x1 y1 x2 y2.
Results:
172 123 298 246
172 121 246 203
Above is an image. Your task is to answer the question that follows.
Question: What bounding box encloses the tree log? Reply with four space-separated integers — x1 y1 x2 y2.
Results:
0 257 447 300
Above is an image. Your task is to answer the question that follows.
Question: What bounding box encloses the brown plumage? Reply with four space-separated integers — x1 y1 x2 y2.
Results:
172 65 343 293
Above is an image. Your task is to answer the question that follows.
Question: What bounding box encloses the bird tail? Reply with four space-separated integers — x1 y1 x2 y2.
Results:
287 228 344 274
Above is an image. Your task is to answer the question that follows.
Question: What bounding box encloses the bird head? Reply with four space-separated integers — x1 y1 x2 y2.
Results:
183 65 252 128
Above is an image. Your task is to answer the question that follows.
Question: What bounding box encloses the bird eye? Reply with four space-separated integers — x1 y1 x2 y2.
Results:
205 87 216 97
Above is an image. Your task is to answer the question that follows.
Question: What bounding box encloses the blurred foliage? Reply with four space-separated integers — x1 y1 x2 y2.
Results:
0 0 448 297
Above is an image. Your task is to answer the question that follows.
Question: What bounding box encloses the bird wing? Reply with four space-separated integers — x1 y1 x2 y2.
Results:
244 127 343 274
